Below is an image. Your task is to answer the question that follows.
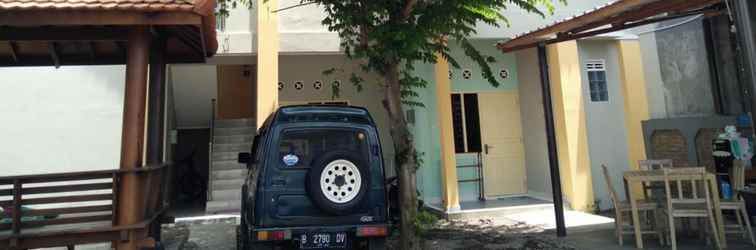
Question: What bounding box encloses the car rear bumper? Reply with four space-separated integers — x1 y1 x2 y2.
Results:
250 224 390 243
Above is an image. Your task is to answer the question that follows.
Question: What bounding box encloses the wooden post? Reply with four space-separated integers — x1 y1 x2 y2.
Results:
117 26 150 250
146 35 167 245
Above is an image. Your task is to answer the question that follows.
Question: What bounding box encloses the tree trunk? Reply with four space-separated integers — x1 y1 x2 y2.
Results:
384 61 420 250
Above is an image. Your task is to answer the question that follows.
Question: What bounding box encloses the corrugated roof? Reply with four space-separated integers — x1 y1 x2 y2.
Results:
497 0 723 52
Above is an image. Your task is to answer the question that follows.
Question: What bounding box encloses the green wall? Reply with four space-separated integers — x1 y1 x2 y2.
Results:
406 39 519 205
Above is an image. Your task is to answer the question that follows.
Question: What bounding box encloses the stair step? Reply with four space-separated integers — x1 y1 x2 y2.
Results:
215 127 255 136
214 135 254 144
215 118 255 128
211 169 247 180
213 143 251 152
211 189 242 200
213 179 245 190
213 179 244 191
212 152 239 161
206 200 242 214
212 160 246 171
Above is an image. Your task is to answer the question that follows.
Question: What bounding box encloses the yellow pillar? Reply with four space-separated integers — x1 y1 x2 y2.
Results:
617 40 650 196
435 54 461 212
547 41 595 211
256 0 279 128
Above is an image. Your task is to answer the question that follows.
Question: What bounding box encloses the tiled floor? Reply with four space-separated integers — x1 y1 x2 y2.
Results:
457 196 551 210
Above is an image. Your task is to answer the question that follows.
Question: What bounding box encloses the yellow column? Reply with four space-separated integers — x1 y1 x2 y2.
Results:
435 54 461 212
617 40 650 196
256 0 279 128
547 41 595 212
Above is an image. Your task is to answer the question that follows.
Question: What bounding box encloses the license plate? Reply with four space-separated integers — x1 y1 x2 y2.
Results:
299 232 347 249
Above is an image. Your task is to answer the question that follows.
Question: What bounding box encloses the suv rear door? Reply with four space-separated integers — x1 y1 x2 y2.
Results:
258 123 385 228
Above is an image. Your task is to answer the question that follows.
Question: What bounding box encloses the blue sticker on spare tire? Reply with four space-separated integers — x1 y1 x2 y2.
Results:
283 154 299 166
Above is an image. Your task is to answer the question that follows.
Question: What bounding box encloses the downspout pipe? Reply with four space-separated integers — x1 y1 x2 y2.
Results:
537 44 567 237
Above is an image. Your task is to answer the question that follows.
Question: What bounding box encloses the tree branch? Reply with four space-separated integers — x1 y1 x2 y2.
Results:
401 0 418 20
273 0 316 13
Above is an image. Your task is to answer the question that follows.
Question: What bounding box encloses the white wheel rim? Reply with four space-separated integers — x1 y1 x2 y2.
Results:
320 159 362 204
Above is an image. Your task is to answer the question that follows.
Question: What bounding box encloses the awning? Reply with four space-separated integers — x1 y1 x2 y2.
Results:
0 0 218 67
497 0 725 52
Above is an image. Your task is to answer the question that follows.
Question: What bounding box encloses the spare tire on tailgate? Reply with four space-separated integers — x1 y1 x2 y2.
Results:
307 150 369 215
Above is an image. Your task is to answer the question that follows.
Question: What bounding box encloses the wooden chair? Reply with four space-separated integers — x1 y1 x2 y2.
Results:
719 161 756 245
638 159 674 199
601 165 664 246
661 167 722 250
639 159 674 171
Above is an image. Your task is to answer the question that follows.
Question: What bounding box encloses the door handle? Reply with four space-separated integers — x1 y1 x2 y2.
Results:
484 144 494 154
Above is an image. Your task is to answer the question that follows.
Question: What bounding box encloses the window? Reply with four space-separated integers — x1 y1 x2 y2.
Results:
586 59 608 102
451 93 482 153
277 129 369 168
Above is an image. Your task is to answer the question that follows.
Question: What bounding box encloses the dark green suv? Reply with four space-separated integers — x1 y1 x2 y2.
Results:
237 105 389 250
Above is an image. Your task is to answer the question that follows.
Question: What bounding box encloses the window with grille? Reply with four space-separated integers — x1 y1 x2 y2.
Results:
451 93 482 153
586 59 608 102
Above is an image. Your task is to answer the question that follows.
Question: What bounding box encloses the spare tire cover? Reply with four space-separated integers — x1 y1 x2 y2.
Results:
307 150 369 215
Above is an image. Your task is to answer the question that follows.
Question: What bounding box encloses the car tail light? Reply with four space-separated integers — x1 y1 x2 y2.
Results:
257 230 291 241
356 226 388 237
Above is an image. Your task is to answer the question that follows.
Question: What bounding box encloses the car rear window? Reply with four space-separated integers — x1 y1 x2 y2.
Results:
277 129 369 168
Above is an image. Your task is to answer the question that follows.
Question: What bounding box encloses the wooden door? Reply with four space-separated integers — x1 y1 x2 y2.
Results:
478 91 527 197
217 65 255 119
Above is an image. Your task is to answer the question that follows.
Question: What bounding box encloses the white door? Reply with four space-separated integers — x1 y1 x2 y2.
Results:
478 91 527 197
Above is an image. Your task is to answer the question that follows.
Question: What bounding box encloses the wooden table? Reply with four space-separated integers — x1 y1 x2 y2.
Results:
624 170 726 249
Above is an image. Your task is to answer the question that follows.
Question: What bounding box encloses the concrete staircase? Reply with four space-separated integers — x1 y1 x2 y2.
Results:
205 118 255 214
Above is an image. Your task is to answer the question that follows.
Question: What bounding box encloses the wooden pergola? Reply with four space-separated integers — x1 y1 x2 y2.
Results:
0 1 217 249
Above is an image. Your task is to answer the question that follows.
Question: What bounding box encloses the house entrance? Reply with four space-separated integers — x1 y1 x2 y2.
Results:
452 91 526 199
217 64 255 119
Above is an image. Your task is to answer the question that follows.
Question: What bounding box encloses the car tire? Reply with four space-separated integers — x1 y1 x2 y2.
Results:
367 237 387 250
237 225 247 250
307 150 370 215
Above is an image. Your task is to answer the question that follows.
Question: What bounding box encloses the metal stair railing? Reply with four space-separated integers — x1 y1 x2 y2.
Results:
456 152 485 201
208 98 216 201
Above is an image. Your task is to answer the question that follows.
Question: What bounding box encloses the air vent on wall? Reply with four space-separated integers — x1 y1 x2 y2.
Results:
585 59 606 71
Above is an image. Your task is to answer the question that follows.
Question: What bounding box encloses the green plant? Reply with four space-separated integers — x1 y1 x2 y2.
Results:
413 210 439 235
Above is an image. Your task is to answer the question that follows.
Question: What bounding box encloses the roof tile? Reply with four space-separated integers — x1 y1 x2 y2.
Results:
0 0 207 14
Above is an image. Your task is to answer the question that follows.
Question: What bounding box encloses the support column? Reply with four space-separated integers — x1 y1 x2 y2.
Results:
546 41 594 212
117 26 150 250
256 0 279 128
616 40 650 197
146 35 167 245
537 44 566 237
435 54 460 212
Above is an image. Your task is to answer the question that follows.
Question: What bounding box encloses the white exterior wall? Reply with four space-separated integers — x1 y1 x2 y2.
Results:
169 65 219 129
515 48 553 199
218 7 255 55
577 40 631 210
277 55 395 177
0 66 125 175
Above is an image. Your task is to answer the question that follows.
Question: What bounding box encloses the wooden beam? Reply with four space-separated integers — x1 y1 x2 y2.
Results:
0 55 203 67
500 7 718 53
0 27 129 41
169 27 204 57
86 42 97 60
0 11 202 26
8 41 18 62
116 41 128 59
501 0 655 49
566 0 700 35
48 42 61 68
498 0 724 52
